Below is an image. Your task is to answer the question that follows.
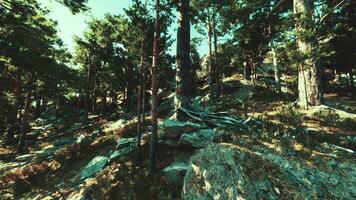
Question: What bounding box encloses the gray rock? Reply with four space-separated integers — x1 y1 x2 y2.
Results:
109 138 136 161
182 142 356 200
159 138 181 147
179 129 215 148
43 124 54 131
35 118 49 125
53 137 75 146
76 134 92 146
160 120 203 139
182 144 254 200
163 160 190 189
15 154 34 162
32 147 59 162
80 156 109 180
192 96 207 111
157 96 174 114
48 116 57 121
0 161 28 172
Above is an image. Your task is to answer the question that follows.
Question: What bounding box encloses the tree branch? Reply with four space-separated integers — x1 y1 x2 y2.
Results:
318 0 347 24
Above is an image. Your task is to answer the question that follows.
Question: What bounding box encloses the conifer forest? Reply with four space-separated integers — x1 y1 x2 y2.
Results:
0 0 355 199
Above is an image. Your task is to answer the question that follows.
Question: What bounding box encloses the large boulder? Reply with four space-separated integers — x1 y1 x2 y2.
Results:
179 129 215 148
163 159 190 190
109 138 136 161
182 142 356 200
157 94 174 114
80 156 109 180
182 144 257 200
159 120 203 139
14 154 34 162
0 161 28 173
53 137 75 147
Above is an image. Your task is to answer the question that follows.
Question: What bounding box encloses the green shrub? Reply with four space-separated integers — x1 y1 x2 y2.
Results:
314 109 340 126
275 104 304 128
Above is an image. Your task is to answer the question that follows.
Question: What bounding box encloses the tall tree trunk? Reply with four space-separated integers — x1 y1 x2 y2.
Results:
212 4 221 98
294 0 322 108
42 98 48 114
126 84 133 113
91 75 97 112
7 71 21 144
123 88 126 109
18 75 33 153
1 116 7 137
348 68 354 88
251 56 257 85
84 54 92 121
112 91 117 108
76 93 80 120
101 91 107 116
0 65 8 136
284 74 289 93
272 45 281 92
207 13 214 102
142 72 146 132
55 92 61 119
149 0 160 174
137 37 145 160
174 0 191 120
125 60 134 114
34 91 41 119
243 58 251 80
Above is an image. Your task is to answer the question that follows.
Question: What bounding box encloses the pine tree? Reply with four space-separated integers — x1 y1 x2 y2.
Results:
294 0 322 108
174 0 191 120
149 0 160 175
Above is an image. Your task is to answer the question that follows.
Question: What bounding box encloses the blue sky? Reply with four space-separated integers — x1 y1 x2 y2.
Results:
39 0 208 56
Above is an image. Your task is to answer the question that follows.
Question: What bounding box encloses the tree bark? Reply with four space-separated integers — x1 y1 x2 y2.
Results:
55 92 61 119
18 75 33 153
101 91 107 116
84 54 92 121
137 37 145 160
174 0 191 120
112 91 117 108
207 12 214 101
42 98 48 114
0 65 8 136
125 59 134 114
76 93 80 120
251 56 257 85
272 45 281 92
91 75 97 112
141 73 146 132
294 0 322 108
149 0 160 175
7 71 21 144
123 87 126 108
126 84 133 113
212 4 221 98
348 68 354 88
243 58 251 80
34 92 41 119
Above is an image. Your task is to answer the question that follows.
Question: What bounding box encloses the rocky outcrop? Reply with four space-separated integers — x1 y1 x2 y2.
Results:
179 129 215 148
182 144 255 200
80 156 109 180
159 120 203 139
182 142 356 200
109 138 136 161
163 159 190 190
79 138 136 181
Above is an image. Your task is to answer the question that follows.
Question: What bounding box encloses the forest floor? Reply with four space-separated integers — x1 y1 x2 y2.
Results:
0 73 355 200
